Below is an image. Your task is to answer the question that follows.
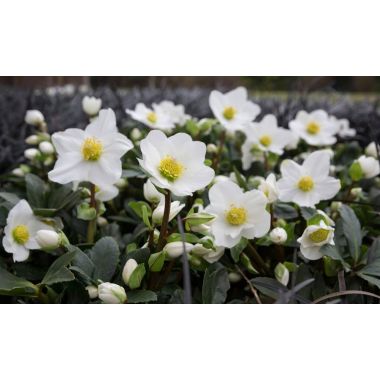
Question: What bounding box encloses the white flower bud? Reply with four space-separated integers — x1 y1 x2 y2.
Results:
35 230 61 250
82 96 102 116
86 285 98 299
357 155 380 178
97 216 108 227
25 135 39 145
24 148 40 160
152 200 185 225
274 263 290 286
114 178 128 189
228 272 242 283
12 168 24 177
143 179 164 204
122 258 138 285
98 282 127 304
330 201 342 212
130 128 142 140
350 187 362 197
25 110 45 126
207 143 218 153
39 141 55 155
164 241 194 259
269 227 288 244
365 142 379 158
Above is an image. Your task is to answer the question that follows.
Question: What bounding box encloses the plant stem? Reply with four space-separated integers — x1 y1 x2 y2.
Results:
235 265 262 304
157 191 171 251
247 241 270 275
212 129 226 171
87 184 97 244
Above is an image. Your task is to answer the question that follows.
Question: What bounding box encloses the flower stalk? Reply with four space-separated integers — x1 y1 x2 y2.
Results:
157 191 171 251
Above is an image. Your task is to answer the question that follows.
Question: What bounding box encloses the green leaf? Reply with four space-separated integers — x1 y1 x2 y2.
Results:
349 161 363 181
367 238 380 264
202 263 230 304
273 203 298 219
300 207 317 221
76 202 97 221
141 204 151 229
127 290 157 303
0 266 38 297
232 166 247 190
25 173 46 208
126 247 150 264
168 233 199 244
357 273 380 290
184 212 215 226
148 251 165 272
42 251 77 286
70 246 95 278
0 192 21 206
230 238 248 262
340 205 362 263
89 237 120 282
129 201 152 219
128 263 146 290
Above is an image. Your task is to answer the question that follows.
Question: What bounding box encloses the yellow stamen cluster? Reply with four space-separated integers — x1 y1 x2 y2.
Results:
82 137 103 161
225 206 247 226
158 155 184 182
147 112 157 124
306 122 320 135
298 176 314 192
259 134 272 147
223 106 237 120
309 228 330 243
12 224 30 245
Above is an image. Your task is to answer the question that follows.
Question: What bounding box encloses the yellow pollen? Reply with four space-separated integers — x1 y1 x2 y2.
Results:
306 122 320 135
259 134 272 147
223 106 237 120
158 155 184 182
147 112 157 124
82 137 103 161
225 206 247 226
298 176 314 192
12 225 29 245
309 228 330 243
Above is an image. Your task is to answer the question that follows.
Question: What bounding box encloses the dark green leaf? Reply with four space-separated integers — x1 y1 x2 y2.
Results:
148 251 165 272
25 173 46 208
340 205 362 263
0 266 38 297
230 238 248 262
128 263 146 290
127 290 157 303
202 263 230 304
273 203 298 219
42 251 76 285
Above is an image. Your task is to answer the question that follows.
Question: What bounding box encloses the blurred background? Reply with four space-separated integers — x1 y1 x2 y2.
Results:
1 76 380 92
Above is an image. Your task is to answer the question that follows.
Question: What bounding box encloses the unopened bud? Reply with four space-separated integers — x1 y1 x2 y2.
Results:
98 282 127 304
269 227 287 244
122 259 138 285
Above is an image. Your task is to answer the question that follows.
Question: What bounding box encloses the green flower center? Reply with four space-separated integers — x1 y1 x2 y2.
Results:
12 224 30 245
298 176 314 192
309 228 330 243
223 106 237 120
82 137 103 161
225 206 247 225
159 155 184 181
259 134 272 147
147 112 157 124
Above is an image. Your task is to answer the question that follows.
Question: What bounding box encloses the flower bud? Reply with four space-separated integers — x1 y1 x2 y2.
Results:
130 128 142 140
98 282 127 304
350 187 362 197
25 135 39 145
25 110 45 127
274 263 290 286
12 168 24 177
39 141 55 155
97 216 108 227
164 241 194 259
365 142 379 158
82 96 102 116
35 230 61 250
24 148 40 160
86 285 98 299
228 272 242 283
143 179 164 204
207 143 218 153
114 178 128 189
330 201 342 212
122 258 138 285
152 200 185 225
357 155 380 179
269 227 287 244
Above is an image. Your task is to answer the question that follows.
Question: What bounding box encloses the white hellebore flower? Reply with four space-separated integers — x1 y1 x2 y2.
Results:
126 103 175 131
2 200 54 262
205 180 270 248
242 115 294 169
39 141 55 155
95 183 119 202
154 100 190 126
152 199 185 225
357 155 380 179
277 150 341 207
209 87 261 131
143 179 164 204
258 173 279 203
298 220 335 260
138 130 215 197
25 110 45 127
48 109 133 188
269 227 288 244
330 116 356 138
289 110 339 146
35 230 61 250
122 258 138 285
82 96 102 116
98 282 127 304
164 241 194 259
365 142 379 158
191 239 225 264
